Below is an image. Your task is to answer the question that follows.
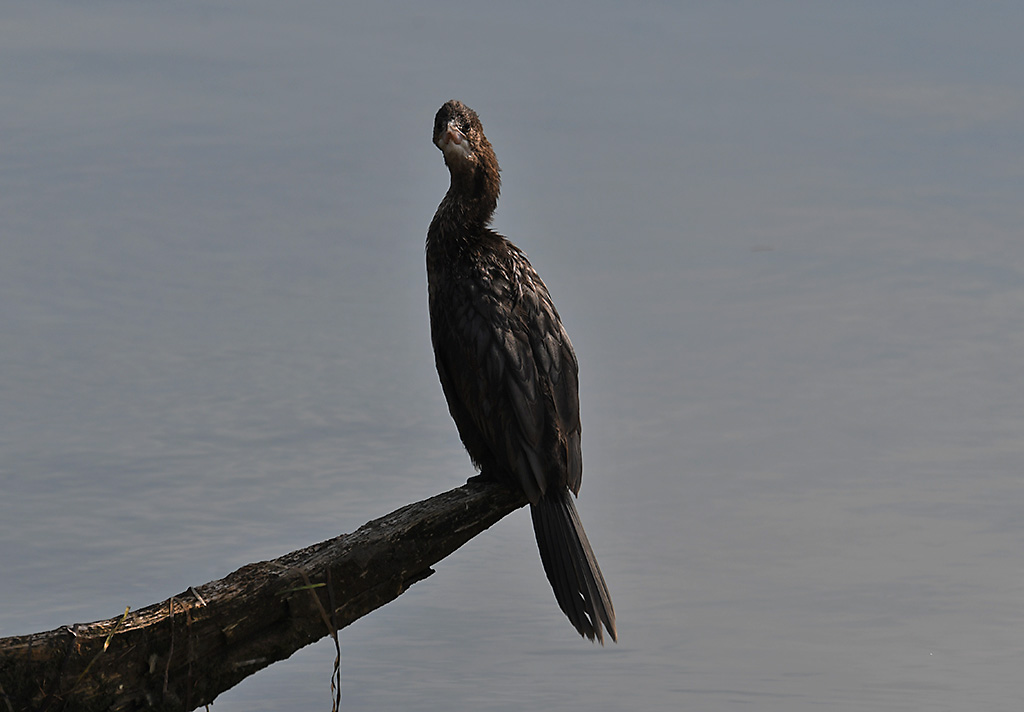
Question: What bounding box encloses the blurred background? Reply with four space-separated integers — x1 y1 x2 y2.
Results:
2 2 1023 710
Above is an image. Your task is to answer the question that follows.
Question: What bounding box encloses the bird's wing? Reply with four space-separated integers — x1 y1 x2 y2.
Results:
520 271 582 495
432 253 582 502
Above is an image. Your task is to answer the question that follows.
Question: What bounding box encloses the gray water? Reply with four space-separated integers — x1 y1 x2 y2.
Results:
3 3 1024 710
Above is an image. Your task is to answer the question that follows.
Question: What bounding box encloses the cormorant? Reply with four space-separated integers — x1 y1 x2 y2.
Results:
426 100 617 643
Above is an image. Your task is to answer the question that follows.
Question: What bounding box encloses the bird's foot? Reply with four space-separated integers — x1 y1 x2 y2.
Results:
467 471 499 485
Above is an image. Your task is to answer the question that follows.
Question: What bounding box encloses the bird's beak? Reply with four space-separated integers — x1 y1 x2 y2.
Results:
445 123 465 146
436 121 465 150
437 122 471 162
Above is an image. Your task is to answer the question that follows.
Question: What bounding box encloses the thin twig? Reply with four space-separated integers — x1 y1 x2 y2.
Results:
186 607 194 712
163 597 176 697
70 606 130 691
289 568 335 643
327 567 342 712
289 567 342 710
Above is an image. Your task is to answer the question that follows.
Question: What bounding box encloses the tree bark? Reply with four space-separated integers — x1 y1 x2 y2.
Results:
0 481 527 712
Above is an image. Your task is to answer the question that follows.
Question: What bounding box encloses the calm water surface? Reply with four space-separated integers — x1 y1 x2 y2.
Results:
2 3 1023 710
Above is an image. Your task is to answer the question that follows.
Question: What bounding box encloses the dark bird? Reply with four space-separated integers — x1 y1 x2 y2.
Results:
426 100 616 643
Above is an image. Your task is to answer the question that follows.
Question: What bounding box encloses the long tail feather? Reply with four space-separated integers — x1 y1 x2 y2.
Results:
530 490 617 643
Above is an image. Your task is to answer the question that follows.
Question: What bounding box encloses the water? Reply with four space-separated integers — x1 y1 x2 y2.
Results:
2 3 1023 710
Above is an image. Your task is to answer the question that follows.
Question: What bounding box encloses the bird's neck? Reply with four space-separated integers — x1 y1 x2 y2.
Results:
429 191 492 239
432 149 501 235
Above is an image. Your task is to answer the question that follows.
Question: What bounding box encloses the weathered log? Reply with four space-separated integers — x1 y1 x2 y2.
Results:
0 481 527 712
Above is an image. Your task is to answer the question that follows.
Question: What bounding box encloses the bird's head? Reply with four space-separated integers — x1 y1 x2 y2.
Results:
434 100 493 175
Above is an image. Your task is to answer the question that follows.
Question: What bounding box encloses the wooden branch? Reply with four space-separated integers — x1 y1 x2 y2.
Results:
0 481 527 712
